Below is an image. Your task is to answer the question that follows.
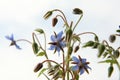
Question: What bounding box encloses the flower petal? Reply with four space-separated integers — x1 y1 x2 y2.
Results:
56 46 61 52
86 65 92 70
57 31 63 40
72 66 79 71
49 45 55 50
51 35 56 42
5 34 14 41
60 42 66 47
72 56 79 63
80 68 84 75
15 44 21 49
81 58 86 63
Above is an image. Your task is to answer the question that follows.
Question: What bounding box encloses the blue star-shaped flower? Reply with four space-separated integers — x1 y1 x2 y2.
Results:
49 31 66 55
71 56 91 75
5 34 21 49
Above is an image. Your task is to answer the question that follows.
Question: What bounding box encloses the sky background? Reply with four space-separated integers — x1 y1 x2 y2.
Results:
0 0 120 80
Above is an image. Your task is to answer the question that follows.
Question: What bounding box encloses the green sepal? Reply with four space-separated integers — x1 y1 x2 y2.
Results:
97 44 105 57
32 42 39 54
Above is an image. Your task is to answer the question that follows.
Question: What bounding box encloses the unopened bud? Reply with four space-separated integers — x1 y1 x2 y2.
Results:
74 45 79 53
109 35 116 43
113 50 120 58
52 17 58 27
34 63 43 72
73 8 83 15
43 11 53 19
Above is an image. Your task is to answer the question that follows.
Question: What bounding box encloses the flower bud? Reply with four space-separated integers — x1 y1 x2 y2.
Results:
109 35 116 43
74 45 79 53
52 17 58 27
113 50 120 58
34 63 43 72
43 11 53 19
108 65 114 77
73 8 83 15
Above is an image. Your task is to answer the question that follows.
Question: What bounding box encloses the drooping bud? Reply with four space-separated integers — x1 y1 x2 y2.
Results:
108 65 114 77
73 8 83 15
109 34 116 43
113 50 120 58
74 45 79 53
43 11 53 19
34 63 43 72
52 17 58 27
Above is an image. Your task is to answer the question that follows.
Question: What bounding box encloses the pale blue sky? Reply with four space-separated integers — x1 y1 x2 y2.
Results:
0 0 120 80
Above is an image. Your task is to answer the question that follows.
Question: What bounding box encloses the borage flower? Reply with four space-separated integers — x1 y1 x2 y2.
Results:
71 55 91 75
5 34 21 49
48 31 66 55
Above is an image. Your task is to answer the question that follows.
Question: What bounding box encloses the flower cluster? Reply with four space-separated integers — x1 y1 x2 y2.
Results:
6 8 120 80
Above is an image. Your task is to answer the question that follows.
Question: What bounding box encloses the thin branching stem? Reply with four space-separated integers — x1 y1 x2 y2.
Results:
53 9 69 27
77 32 97 36
16 39 32 44
42 59 64 71
73 14 83 32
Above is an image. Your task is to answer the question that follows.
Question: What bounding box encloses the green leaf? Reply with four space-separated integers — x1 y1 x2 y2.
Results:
32 42 39 54
108 65 114 77
38 68 47 77
35 28 44 34
37 52 45 56
83 41 94 48
99 59 116 64
98 44 105 57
